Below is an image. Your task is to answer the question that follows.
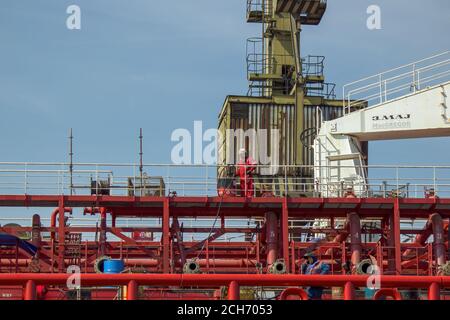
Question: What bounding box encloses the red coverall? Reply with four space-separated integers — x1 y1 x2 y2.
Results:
236 157 256 197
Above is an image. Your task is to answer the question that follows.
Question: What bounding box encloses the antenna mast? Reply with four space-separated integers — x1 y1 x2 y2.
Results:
139 128 144 196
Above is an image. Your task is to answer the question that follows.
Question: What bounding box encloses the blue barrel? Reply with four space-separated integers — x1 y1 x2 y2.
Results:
103 259 125 274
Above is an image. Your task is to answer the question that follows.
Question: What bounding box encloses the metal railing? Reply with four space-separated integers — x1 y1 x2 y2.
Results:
0 162 449 198
0 216 428 246
343 51 450 113
246 53 296 97
246 53 294 78
306 82 336 99
0 216 263 242
302 55 325 77
246 0 273 22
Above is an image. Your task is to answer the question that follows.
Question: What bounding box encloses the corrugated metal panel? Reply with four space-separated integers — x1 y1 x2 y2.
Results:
224 102 296 175
218 101 350 177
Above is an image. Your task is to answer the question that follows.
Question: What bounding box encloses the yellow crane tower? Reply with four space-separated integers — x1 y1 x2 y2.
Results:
218 0 360 197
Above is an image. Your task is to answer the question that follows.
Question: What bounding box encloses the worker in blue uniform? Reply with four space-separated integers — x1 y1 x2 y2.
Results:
301 252 330 300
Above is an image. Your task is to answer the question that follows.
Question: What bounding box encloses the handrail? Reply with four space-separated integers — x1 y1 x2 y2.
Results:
0 162 449 198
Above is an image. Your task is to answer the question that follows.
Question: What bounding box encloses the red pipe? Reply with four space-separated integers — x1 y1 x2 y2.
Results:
0 259 262 269
124 258 342 268
1 258 416 271
279 288 308 300
1 274 449 288
428 282 441 300
401 258 429 270
99 207 108 256
112 214 117 228
349 213 362 268
31 214 41 249
265 212 278 266
403 214 448 259
125 259 259 268
50 207 72 241
228 281 240 300
24 280 36 301
326 220 350 256
82 207 107 254
127 280 138 301
344 282 355 300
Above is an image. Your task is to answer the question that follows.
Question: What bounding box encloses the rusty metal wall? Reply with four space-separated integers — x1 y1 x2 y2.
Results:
219 102 296 173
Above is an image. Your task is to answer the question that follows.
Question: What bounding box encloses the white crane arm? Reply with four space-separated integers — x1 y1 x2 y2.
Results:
313 81 450 197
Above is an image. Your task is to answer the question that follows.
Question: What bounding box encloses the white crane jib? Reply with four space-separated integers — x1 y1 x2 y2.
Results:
313 81 450 197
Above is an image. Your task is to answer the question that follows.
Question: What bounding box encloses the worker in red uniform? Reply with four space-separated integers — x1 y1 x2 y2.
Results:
236 148 256 197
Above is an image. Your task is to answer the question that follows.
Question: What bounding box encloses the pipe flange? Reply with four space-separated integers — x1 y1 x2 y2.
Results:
94 255 111 274
356 259 377 275
183 259 201 274
268 259 287 274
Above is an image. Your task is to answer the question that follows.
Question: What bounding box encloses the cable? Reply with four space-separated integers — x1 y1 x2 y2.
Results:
179 193 226 290
195 193 225 260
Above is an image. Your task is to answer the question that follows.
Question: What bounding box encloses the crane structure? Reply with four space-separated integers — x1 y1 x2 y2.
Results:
314 51 450 197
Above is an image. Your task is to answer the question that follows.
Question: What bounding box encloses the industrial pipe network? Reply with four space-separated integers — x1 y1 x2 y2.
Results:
1 274 447 300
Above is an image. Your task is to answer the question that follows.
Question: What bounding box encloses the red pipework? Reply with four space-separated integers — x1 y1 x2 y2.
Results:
99 207 108 256
278 288 308 300
24 280 36 301
428 282 441 300
348 213 362 269
112 214 117 228
1 274 449 288
403 214 448 257
403 213 447 269
31 214 41 249
325 218 350 256
3 275 450 300
373 288 402 300
0 258 261 269
83 207 108 255
344 282 356 300
430 213 446 268
265 212 278 266
1 258 339 271
228 281 240 300
50 207 72 241
124 259 259 268
127 280 138 300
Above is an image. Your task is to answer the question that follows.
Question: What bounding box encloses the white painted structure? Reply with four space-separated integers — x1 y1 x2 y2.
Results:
314 80 450 197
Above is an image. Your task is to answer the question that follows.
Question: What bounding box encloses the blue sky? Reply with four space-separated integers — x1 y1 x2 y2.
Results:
0 0 449 166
